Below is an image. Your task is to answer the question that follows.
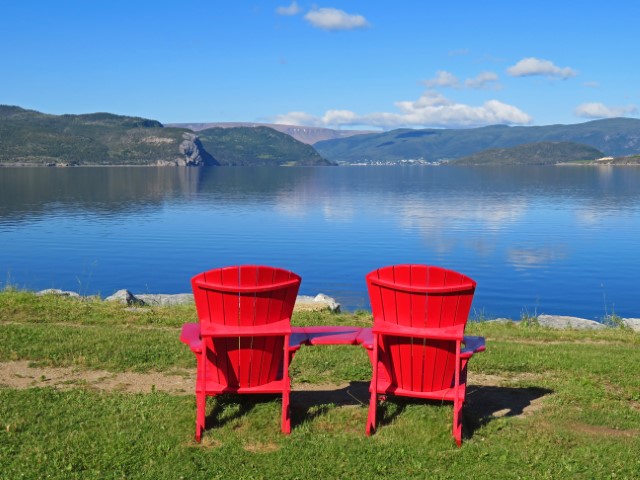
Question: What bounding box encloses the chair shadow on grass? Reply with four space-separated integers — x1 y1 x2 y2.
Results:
290 381 377 429
203 393 266 430
462 384 554 439
290 382 553 440
203 383 553 440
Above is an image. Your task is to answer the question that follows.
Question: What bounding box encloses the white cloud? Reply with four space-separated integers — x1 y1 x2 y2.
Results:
271 111 319 126
276 1 301 16
574 102 637 119
273 91 533 129
583 81 600 88
423 70 500 90
507 57 577 79
464 71 500 89
423 70 460 88
304 7 370 31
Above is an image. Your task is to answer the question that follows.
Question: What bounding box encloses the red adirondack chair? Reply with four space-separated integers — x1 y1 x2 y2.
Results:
179 265 301 441
363 265 485 446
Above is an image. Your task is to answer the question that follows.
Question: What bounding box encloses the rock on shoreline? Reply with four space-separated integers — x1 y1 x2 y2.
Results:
102 289 341 312
33 288 639 331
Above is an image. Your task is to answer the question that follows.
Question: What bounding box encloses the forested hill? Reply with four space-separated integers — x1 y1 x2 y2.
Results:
313 118 640 164
196 127 332 166
0 106 332 167
450 142 604 165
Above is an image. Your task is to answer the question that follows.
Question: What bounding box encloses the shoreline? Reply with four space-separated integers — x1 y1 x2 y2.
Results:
29 288 640 331
3 162 640 168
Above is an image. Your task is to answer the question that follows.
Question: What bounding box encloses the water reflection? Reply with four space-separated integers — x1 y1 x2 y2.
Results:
0 167 203 223
1 166 640 318
506 245 569 269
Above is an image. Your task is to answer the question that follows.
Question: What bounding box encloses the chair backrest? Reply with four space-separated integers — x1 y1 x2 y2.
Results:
191 265 301 388
366 265 476 393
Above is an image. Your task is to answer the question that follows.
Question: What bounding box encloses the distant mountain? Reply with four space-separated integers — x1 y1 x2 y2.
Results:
168 122 375 145
314 118 640 164
451 142 604 165
0 106 332 167
196 126 333 166
0 105 214 166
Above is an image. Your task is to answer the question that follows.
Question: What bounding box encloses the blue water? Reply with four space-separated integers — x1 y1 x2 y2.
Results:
1 166 639 319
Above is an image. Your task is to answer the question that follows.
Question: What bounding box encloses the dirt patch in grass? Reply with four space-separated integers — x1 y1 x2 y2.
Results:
0 362 552 424
0 361 194 394
242 442 281 453
572 422 640 438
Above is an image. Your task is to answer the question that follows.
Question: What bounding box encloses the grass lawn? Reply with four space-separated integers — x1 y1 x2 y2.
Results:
1 290 639 479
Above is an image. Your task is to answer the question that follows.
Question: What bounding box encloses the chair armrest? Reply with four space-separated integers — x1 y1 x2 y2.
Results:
356 327 374 349
290 327 310 352
461 336 485 358
180 323 202 353
303 326 363 345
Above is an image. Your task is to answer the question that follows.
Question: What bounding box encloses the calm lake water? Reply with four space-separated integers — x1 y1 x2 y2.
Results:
1 166 639 320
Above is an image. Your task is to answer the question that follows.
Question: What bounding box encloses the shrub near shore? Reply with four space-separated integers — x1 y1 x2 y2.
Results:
0 289 639 479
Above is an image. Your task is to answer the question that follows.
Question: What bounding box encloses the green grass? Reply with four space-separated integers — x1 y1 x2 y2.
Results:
1 290 639 479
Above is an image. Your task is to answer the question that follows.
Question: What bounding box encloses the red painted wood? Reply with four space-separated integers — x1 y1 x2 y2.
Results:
365 264 483 446
255 266 277 386
238 267 258 387
185 265 301 439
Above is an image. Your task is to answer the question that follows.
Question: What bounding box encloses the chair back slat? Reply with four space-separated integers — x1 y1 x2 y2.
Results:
192 265 301 389
367 265 476 393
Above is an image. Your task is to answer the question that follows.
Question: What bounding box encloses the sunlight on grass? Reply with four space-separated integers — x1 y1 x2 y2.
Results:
1 290 639 478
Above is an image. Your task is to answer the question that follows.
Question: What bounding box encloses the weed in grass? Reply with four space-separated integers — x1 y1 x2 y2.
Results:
603 311 627 329
520 307 539 327
75 260 98 297
471 307 490 322
600 284 628 328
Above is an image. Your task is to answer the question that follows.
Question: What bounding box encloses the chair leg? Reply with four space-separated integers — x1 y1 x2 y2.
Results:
195 391 206 442
281 389 291 434
366 388 377 436
366 336 379 436
453 399 463 447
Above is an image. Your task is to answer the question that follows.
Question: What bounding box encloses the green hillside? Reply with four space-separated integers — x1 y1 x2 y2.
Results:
196 126 334 166
0 106 331 167
451 142 604 165
314 118 640 163
0 105 206 165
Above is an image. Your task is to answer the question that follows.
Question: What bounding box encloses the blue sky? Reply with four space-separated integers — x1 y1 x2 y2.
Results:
1 0 638 129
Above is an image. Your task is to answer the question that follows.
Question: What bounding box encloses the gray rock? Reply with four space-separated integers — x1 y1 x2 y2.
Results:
483 318 515 324
314 293 340 312
537 314 605 330
177 133 218 166
105 289 143 306
135 293 194 306
622 318 640 332
294 294 341 312
36 289 80 298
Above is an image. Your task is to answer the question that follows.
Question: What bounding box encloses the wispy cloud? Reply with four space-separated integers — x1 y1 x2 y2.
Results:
507 57 577 79
583 81 600 88
276 1 301 16
304 7 370 31
464 71 501 89
273 90 532 129
422 70 500 90
448 48 470 57
423 70 460 88
575 102 637 119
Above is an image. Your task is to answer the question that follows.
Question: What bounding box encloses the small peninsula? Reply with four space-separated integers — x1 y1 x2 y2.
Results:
0 105 332 167
450 142 604 165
